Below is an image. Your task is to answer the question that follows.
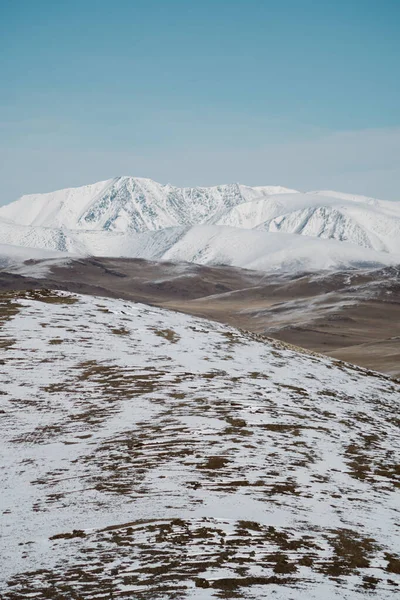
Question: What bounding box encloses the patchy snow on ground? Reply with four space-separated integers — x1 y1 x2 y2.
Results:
0 290 399 599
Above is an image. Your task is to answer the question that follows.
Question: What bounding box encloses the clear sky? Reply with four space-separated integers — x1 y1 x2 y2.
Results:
1 0 399 204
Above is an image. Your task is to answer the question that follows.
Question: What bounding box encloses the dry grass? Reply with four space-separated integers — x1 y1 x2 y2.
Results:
152 327 180 343
319 529 378 577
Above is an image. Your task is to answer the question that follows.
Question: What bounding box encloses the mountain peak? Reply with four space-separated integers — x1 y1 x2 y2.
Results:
1 177 400 272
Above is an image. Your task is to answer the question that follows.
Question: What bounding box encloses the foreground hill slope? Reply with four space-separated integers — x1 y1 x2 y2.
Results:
1 290 399 599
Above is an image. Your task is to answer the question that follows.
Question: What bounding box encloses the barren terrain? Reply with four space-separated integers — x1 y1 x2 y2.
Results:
2 257 399 376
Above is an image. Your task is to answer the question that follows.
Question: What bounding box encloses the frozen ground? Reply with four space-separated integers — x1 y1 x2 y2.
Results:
0 290 399 599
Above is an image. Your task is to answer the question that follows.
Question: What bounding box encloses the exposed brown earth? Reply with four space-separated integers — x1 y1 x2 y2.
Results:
1 256 399 376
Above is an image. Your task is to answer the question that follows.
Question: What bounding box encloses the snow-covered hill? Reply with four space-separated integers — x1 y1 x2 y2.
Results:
1 219 400 273
0 243 72 278
1 176 400 273
1 290 399 598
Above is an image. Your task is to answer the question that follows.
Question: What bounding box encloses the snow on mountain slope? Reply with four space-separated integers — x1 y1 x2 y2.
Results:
1 217 399 273
213 191 400 253
258 205 399 253
312 189 400 213
1 177 400 271
0 243 66 265
0 178 114 229
239 183 299 202
1 290 399 598
156 226 400 272
0 219 65 253
1 177 296 233
0 178 300 233
0 216 185 259
0 243 71 277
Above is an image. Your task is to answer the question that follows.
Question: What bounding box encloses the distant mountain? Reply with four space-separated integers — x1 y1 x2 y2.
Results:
1 176 399 273
212 190 400 253
0 176 297 232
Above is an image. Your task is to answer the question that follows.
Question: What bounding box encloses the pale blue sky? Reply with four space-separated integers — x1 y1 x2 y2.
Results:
1 0 399 204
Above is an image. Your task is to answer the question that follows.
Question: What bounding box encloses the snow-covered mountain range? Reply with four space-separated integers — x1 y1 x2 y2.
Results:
1 176 400 272
0 177 298 232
